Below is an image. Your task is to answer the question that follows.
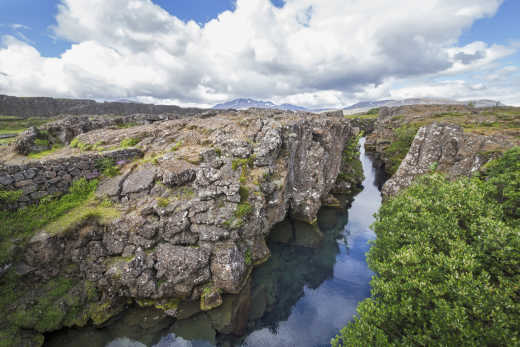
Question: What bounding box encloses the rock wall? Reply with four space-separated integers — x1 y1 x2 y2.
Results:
1 111 365 345
382 122 515 197
0 94 203 118
0 148 143 209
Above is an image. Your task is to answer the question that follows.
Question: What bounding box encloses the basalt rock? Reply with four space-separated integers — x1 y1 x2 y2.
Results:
382 122 515 197
1 109 363 344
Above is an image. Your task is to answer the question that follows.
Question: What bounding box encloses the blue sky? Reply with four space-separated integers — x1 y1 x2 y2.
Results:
0 0 519 107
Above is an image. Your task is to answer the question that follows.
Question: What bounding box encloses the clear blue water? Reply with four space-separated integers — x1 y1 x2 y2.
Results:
45 138 383 347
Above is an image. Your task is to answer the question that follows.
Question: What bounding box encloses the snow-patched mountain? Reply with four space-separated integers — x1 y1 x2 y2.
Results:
343 98 505 115
213 98 307 111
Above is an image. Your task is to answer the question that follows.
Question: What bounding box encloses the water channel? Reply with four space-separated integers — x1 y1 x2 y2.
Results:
45 138 384 347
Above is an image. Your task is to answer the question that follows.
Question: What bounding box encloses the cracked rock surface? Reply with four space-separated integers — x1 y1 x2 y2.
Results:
9 109 360 324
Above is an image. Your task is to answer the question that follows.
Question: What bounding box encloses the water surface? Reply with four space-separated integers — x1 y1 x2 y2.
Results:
46 138 383 347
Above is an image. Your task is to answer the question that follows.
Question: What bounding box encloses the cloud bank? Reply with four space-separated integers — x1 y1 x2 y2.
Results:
0 0 517 107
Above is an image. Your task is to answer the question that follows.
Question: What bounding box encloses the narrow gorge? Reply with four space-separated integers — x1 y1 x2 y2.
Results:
1 102 518 346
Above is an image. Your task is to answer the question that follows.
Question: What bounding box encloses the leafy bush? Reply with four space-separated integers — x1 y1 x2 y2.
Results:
332 170 520 346
481 146 520 221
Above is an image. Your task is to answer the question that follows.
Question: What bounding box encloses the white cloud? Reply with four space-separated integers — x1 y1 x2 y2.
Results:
0 0 517 107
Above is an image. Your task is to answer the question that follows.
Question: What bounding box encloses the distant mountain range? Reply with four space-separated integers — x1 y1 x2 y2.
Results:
342 98 505 115
213 98 307 111
213 97 505 114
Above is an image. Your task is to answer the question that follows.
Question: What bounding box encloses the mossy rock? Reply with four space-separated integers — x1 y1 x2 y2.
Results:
200 285 223 311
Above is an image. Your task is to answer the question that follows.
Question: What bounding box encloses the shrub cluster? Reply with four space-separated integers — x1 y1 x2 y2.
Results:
333 148 520 346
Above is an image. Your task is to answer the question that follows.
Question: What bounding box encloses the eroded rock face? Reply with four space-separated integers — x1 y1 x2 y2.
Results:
4 109 361 341
382 122 515 197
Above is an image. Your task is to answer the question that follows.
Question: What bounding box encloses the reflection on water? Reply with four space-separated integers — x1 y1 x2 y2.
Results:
45 138 383 347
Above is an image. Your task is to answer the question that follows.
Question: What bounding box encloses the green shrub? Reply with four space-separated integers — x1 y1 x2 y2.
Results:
332 172 520 346
481 147 520 221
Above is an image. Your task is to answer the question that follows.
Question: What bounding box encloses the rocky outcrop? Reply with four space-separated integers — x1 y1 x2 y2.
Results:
0 94 203 118
382 122 515 197
11 113 214 155
0 149 143 210
0 109 363 344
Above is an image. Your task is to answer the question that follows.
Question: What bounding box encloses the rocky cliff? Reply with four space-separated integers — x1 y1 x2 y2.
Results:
382 122 515 197
0 109 364 345
363 104 519 197
0 95 204 118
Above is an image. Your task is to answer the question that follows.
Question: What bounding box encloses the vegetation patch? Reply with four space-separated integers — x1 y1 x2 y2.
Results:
382 124 419 175
96 157 120 177
232 156 256 184
170 141 183 152
332 149 520 346
156 197 170 208
0 189 23 203
0 178 99 266
27 144 64 159
120 138 140 148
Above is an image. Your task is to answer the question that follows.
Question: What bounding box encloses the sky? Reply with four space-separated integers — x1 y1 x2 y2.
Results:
0 0 519 108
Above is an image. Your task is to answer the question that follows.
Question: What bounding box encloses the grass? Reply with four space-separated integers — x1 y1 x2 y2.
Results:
44 202 119 235
383 124 420 175
0 178 100 266
0 117 52 135
96 157 120 177
232 156 256 184
173 186 195 200
27 144 64 159
344 113 378 119
157 197 170 208
120 138 140 148
170 141 183 152
0 190 23 203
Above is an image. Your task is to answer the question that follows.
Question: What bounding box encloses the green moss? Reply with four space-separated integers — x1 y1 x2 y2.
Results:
120 138 140 148
215 147 222 157
136 298 181 312
200 285 223 311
